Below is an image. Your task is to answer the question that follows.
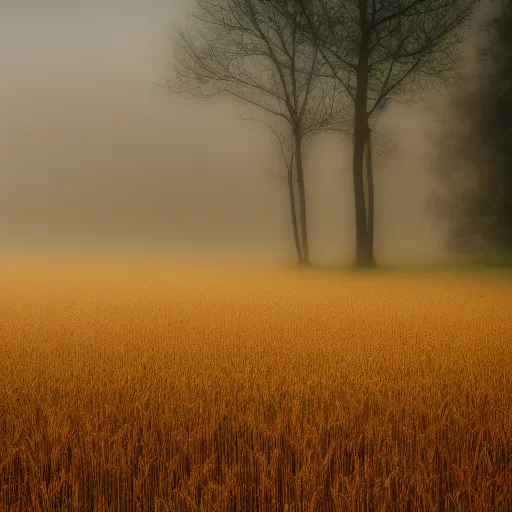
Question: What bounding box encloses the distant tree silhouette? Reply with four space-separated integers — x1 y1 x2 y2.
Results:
166 0 351 265
430 0 512 259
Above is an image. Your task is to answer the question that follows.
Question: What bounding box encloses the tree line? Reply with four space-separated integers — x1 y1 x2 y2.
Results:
430 0 512 262
166 0 484 268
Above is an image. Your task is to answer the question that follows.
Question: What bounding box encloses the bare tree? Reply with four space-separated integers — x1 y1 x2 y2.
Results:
280 0 483 267
166 0 351 265
235 108 304 265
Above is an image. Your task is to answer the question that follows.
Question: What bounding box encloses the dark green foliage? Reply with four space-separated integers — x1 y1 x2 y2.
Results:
430 0 512 258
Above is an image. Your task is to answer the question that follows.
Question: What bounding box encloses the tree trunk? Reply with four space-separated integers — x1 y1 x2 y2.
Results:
293 126 310 265
352 31 374 268
287 149 304 265
365 125 376 266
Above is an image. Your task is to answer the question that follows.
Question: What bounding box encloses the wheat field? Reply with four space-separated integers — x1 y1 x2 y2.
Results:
0 258 511 512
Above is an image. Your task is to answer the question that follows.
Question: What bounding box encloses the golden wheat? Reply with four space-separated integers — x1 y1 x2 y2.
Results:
0 260 511 511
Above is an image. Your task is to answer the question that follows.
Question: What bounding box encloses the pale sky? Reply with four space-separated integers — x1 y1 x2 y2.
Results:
0 0 490 265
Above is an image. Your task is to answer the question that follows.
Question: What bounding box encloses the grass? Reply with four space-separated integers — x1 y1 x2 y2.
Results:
299 256 512 278
0 258 511 511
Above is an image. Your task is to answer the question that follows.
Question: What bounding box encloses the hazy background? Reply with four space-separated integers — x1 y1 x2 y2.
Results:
0 0 489 265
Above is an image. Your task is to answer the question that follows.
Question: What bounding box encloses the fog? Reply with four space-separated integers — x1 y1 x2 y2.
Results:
0 0 490 266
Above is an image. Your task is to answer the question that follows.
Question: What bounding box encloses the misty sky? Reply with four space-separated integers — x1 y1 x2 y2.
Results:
0 0 489 264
